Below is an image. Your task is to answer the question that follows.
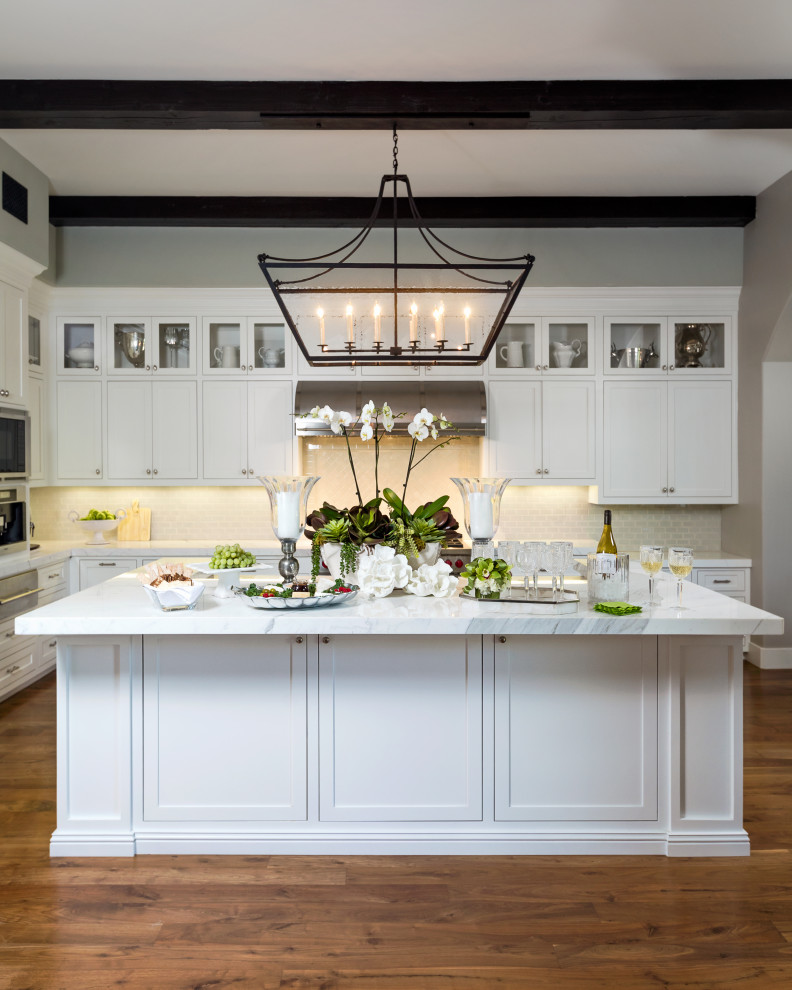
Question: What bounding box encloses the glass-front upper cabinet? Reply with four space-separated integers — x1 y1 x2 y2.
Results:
202 318 291 375
56 317 102 375
28 314 42 375
152 318 197 374
108 318 152 375
489 318 595 375
605 317 731 375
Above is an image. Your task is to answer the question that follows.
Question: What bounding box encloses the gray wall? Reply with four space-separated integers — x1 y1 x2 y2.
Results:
722 170 792 648
50 225 743 287
0 137 49 269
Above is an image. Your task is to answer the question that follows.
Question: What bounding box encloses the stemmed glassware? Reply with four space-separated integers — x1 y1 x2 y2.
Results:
518 541 545 597
640 545 664 606
668 546 694 609
549 540 574 600
496 541 518 599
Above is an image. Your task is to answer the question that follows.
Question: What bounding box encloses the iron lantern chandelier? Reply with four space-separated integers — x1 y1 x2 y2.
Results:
257 129 535 366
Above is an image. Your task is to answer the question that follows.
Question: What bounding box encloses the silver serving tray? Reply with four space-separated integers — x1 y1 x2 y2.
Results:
461 587 579 613
234 587 359 610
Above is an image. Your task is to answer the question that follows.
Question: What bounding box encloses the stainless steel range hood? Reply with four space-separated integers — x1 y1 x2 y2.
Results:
295 381 486 436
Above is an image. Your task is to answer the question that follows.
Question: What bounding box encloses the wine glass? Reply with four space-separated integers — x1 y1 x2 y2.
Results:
518 542 544 597
549 541 574 600
496 541 517 599
640 545 664 606
668 546 694 609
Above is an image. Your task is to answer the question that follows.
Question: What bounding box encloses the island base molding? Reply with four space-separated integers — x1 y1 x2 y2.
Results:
52 632 747 859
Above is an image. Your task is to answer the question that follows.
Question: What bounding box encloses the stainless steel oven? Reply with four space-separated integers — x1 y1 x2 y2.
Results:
0 407 29 481
0 487 27 556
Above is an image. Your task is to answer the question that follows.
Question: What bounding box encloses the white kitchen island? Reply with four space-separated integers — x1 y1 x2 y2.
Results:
17 568 783 858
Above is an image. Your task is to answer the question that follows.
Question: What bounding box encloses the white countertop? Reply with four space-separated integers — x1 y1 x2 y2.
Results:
16 562 781 638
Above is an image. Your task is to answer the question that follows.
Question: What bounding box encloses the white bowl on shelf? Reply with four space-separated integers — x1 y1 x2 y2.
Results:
68 509 126 545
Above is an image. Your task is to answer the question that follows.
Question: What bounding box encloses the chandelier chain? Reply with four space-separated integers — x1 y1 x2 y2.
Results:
393 126 399 174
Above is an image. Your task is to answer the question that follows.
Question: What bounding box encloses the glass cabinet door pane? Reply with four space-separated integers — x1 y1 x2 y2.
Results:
546 321 592 372
673 322 727 371
112 320 149 372
28 315 41 369
492 322 538 371
250 322 287 371
205 321 243 371
608 321 665 371
155 319 194 372
61 320 99 371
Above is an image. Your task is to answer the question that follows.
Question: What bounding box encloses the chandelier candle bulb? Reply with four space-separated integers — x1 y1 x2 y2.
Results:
276 491 301 541
409 302 418 344
346 305 354 344
317 308 325 347
464 306 471 345
373 303 382 344
468 492 494 540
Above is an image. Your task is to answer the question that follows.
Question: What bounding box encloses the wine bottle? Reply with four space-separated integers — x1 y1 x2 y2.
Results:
595 510 617 575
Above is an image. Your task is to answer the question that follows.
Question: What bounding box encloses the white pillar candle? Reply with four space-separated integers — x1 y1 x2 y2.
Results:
468 492 494 539
276 491 301 540
409 302 418 343
464 306 471 345
373 303 382 344
346 304 354 344
317 307 325 348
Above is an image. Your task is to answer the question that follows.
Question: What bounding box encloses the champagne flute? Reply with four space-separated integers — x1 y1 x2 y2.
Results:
668 546 694 609
639 545 664 606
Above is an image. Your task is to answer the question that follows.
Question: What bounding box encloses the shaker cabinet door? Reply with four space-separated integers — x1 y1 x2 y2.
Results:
57 380 103 480
202 380 247 481
152 380 198 479
247 381 293 478
487 380 542 479
106 380 151 480
669 380 732 498
542 380 596 481
603 381 667 499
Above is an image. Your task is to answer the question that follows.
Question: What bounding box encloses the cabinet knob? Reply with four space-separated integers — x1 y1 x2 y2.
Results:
95 468 100 475
145 365 150 371
248 468 254 476
543 364 549 371
241 364 247 372
146 468 151 475
499 636 507 644
662 365 667 371
413 365 420 373
669 486 675 493
535 365 542 371
662 486 668 493
322 636 330 644
536 468 542 474
94 365 99 372
544 468 549 474
153 468 158 475
152 365 158 372
669 364 675 371
242 469 247 475
295 636 304 644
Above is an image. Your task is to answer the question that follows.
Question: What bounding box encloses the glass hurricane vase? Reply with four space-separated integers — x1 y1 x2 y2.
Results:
451 477 511 561
258 475 320 584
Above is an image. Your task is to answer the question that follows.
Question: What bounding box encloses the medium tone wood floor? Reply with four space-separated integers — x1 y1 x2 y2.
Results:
1 664 792 990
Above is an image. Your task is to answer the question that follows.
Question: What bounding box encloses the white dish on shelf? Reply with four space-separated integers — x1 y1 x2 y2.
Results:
235 587 359 610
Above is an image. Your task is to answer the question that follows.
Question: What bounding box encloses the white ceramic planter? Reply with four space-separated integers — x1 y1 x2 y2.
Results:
406 542 442 570
320 542 369 584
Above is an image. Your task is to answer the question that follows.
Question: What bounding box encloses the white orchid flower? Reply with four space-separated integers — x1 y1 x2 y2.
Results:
309 405 322 417
381 402 394 432
317 404 335 423
408 421 429 441
360 421 374 441
361 400 376 425
329 412 343 434
431 426 438 440
413 407 434 427
336 410 353 429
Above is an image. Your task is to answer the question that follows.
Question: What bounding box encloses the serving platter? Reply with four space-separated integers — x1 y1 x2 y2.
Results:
234 587 359 610
191 561 261 597
461 587 579 613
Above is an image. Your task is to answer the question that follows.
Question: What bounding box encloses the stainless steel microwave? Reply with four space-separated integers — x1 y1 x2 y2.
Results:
0 407 30 480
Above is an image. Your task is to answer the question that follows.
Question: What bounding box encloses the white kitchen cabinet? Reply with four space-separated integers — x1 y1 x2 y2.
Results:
489 318 595 376
202 379 292 481
495 635 657 821
56 317 102 375
601 380 733 502
202 318 291 377
143 635 307 822
605 316 733 377
487 379 596 483
78 557 140 591
28 375 45 483
0 280 27 406
28 312 43 376
108 317 198 376
106 380 198 481
56 380 103 480
319 634 482 822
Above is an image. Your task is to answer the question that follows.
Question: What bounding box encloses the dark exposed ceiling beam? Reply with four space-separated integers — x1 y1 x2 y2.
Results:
4 79 792 129
48 195 756 228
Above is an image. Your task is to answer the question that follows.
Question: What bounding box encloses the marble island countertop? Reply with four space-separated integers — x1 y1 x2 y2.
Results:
16 563 781 638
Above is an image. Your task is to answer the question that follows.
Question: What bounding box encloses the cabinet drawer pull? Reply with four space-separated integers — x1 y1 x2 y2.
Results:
5 630 14 638
713 578 731 584
98 563 117 567
5 664 20 674
48 572 61 580
0 587 42 606
48 640 57 648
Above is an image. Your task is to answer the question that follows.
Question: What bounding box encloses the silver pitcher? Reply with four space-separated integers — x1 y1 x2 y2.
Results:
115 326 146 368
611 341 658 369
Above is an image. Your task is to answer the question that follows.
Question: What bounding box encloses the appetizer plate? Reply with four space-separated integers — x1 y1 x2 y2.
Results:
191 561 261 598
235 587 359 610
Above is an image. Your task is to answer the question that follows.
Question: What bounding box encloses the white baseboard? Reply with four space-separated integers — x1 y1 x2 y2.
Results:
747 642 792 669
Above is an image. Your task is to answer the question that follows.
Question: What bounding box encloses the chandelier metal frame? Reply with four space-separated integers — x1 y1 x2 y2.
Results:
257 128 535 366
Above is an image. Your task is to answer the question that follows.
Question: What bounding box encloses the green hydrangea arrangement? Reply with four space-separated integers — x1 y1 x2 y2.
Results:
460 557 512 600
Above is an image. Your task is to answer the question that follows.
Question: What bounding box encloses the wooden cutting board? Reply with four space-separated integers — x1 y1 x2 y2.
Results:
116 499 151 541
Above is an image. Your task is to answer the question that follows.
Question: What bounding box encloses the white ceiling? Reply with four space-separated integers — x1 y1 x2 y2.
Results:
2 0 792 201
